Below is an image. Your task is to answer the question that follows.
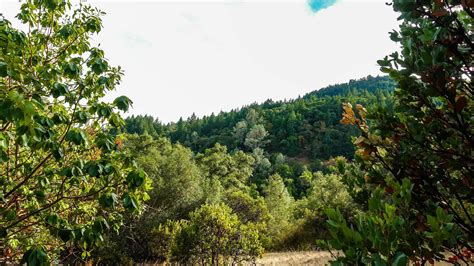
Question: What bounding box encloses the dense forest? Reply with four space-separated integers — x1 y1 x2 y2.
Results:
125 75 395 160
125 76 395 196
0 0 472 265
84 76 395 263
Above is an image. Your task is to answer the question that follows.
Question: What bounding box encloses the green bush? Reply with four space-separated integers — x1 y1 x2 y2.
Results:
172 203 264 265
326 0 474 264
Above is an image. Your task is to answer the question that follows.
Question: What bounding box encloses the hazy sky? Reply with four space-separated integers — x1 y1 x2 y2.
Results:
1 0 400 123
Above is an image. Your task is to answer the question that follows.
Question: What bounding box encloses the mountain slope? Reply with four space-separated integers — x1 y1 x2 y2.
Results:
125 75 395 161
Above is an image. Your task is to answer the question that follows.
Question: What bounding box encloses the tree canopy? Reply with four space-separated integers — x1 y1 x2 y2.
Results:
326 0 473 264
0 1 150 263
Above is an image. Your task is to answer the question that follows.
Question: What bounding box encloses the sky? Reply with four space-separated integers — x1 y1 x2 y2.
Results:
0 0 400 123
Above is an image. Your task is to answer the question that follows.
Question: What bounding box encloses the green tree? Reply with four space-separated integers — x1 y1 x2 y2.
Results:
263 174 294 248
295 168 313 198
250 147 272 188
281 170 354 250
196 144 254 190
223 190 270 225
94 135 205 263
125 76 395 162
135 136 204 220
172 203 264 265
305 171 353 216
327 0 473 264
232 120 248 147
0 1 150 263
244 124 269 151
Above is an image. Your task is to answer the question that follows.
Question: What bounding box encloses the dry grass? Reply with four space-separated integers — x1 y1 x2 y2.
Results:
255 251 335 266
254 251 461 266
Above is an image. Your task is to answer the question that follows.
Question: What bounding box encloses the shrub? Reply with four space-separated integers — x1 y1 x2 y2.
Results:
172 203 264 265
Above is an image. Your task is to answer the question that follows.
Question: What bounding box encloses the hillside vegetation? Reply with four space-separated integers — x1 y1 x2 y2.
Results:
0 0 472 265
125 75 395 161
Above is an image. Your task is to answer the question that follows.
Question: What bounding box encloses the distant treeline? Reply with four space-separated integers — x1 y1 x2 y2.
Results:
125 75 395 161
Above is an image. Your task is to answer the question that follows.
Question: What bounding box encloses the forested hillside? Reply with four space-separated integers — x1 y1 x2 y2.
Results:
126 75 395 161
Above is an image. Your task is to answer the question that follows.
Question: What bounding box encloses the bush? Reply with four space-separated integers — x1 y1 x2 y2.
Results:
172 203 264 265
326 0 474 264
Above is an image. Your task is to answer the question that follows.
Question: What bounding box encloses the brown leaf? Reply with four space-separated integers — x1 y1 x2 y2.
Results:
385 186 394 194
362 147 375 156
364 174 370 183
462 0 474 8
355 104 367 120
455 95 467 112
340 117 351 125
342 103 354 117
353 136 366 146
432 8 448 17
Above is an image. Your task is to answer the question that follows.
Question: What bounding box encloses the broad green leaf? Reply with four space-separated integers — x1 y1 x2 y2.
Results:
113 95 133 112
0 62 7 77
391 252 407 266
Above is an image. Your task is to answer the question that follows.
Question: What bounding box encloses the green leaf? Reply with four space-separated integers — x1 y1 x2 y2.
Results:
98 76 108 86
0 227 7 238
65 130 86 145
109 113 124 128
90 58 108 74
58 25 72 39
62 62 79 78
0 133 8 150
327 219 340 228
52 143 64 160
0 150 8 163
99 193 117 209
21 246 50 266
87 163 101 178
391 252 407 266
19 134 29 146
123 193 138 211
373 253 387 266
126 169 145 189
34 189 46 202
23 101 36 116
46 213 59 226
5 209 17 221
0 62 7 77
51 83 68 98
113 96 133 112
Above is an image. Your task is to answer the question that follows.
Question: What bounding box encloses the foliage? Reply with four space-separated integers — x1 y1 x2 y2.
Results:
0 1 150 263
263 174 294 248
148 219 187 263
326 0 473 264
172 203 264 265
126 76 395 161
130 135 205 220
196 144 255 191
92 135 271 264
223 189 270 225
125 76 395 198
281 169 355 250
244 124 269 151
92 135 205 263
307 172 354 215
